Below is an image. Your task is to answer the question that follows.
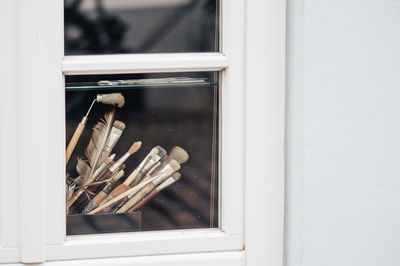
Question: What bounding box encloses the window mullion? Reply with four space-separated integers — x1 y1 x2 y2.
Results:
62 53 229 75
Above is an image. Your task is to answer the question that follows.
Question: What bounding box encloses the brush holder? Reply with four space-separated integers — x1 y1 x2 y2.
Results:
67 212 142 235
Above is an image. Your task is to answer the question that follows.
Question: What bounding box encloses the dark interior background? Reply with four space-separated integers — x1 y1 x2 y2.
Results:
64 0 219 55
65 72 219 232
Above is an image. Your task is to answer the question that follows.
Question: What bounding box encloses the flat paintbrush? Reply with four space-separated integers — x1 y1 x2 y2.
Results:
81 169 125 214
151 146 189 177
96 141 141 184
98 146 165 210
110 159 180 213
129 146 167 186
116 160 181 213
126 173 181 213
89 160 180 214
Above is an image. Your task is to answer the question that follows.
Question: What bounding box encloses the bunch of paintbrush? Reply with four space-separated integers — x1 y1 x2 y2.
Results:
115 147 189 213
66 98 189 216
87 146 189 214
69 140 141 214
66 107 142 214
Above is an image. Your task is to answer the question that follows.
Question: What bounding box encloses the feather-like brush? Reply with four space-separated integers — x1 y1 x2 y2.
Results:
85 109 116 175
67 154 115 210
66 93 125 164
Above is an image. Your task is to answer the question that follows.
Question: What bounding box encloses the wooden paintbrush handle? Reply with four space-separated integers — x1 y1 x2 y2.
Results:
116 184 154 213
123 169 139 185
66 121 85 164
127 189 158 213
89 178 151 214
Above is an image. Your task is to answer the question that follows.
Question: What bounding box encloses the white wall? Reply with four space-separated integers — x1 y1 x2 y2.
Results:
285 1 400 266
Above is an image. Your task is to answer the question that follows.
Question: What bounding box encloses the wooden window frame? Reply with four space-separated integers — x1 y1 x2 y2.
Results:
0 0 285 265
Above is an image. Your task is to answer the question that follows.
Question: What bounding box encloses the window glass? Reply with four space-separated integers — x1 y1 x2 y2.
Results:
65 72 219 234
64 0 219 55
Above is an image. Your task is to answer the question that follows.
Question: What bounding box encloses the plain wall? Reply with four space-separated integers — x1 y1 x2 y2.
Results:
285 1 400 266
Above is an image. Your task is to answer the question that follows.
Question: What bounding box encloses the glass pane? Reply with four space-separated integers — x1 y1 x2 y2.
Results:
64 0 219 55
65 72 219 234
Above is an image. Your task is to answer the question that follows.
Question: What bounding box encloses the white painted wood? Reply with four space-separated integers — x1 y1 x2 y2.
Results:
245 0 286 266
47 0 245 261
0 0 20 249
0 247 19 264
17 0 47 262
7 0 285 264
285 0 304 265
47 230 241 261
42 0 65 246
8 251 244 266
63 53 229 75
219 0 245 237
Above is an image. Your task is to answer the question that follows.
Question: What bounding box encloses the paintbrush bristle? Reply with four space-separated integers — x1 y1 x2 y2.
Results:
156 146 167 158
168 159 181 172
172 172 181 181
113 120 125 131
149 147 159 156
104 157 113 164
169 146 189 164
97 93 125 107
129 141 142 154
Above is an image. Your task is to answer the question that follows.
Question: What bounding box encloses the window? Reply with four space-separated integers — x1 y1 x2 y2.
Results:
1 0 285 264
49 0 244 261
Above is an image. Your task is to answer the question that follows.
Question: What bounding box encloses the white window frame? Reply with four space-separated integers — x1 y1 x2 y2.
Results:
0 0 285 265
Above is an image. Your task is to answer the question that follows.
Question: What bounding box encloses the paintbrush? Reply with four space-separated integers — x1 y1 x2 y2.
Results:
97 146 166 210
81 169 125 214
67 154 115 210
112 147 187 213
96 141 141 184
89 160 180 214
66 93 124 164
99 147 167 213
151 146 189 177
116 159 182 213
129 146 167 186
86 109 116 177
70 141 141 213
126 173 181 213
74 120 124 185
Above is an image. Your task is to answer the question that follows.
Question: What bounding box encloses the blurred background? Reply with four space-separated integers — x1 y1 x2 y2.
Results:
64 0 219 54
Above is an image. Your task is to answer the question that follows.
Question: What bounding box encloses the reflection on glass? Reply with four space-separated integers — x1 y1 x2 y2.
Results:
65 72 219 234
64 0 219 55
